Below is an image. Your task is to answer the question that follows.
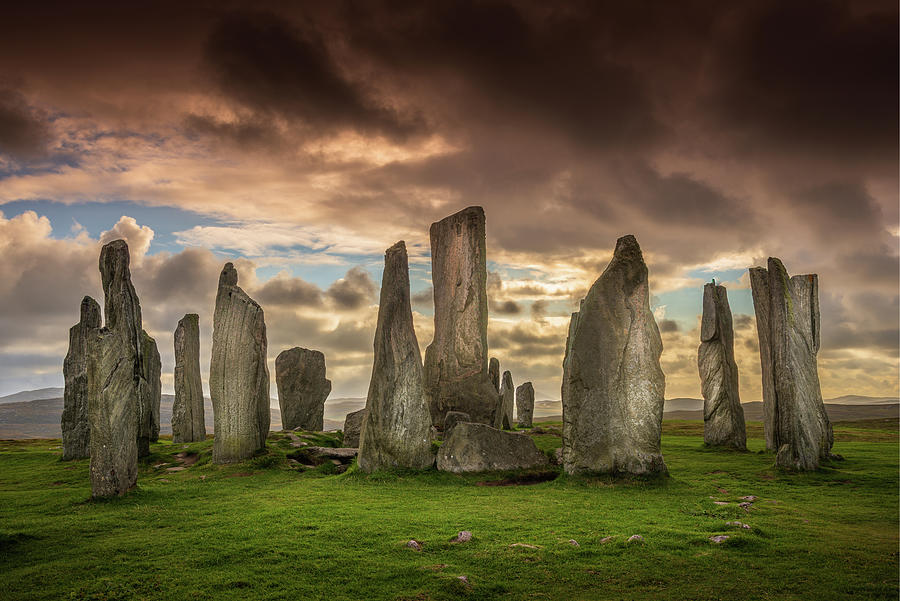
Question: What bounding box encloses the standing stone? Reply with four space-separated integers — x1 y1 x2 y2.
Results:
275 348 332 431
750 258 833 470
173 314 205 443
359 241 434 472
516 382 535 428
423 206 498 427
210 263 270 463
62 296 101 460
342 408 367 447
140 330 161 451
494 371 514 430
561 235 667 475
489 357 500 392
88 240 141 496
698 283 746 450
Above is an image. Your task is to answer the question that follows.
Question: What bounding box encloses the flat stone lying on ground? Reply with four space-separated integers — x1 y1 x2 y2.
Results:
436 422 549 473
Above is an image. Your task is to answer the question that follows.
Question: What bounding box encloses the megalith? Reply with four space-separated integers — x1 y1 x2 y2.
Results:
210 263 270 463
275 347 332 431
494 370 514 430
489 357 500 392
698 282 746 450
62 296 101 460
423 206 497 427
516 382 535 428
140 330 161 452
561 235 667 475
173 313 206 443
749 258 833 470
436 423 549 473
342 408 367 447
359 241 434 472
88 240 141 496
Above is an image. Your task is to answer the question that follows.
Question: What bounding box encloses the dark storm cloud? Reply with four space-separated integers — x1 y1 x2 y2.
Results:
0 87 50 159
491 300 521 315
659 319 680 333
326 267 377 310
203 10 422 140
256 276 324 307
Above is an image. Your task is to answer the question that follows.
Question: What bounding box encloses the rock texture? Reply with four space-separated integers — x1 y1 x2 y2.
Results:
89 240 141 496
358 241 434 472
516 382 535 428
140 330 161 450
172 314 205 443
750 258 833 470
342 408 367 447
275 348 332 431
698 283 746 450
62 296 101 460
443 410 471 434
489 357 500 392
561 235 667 475
494 371 514 430
423 206 497 427
436 422 549 473
210 263 270 464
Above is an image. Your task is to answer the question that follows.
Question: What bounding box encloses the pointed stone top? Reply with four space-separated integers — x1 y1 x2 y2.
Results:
501 370 513 388
219 262 238 288
99 239 130 281
79 296 101 328
386 240 406 256
613 234 643 260
180 313 200 325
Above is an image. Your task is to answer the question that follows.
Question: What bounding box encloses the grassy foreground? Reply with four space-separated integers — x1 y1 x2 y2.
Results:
1 421 897 601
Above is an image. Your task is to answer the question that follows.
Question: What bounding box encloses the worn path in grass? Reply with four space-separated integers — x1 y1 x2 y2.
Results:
1 422 896 600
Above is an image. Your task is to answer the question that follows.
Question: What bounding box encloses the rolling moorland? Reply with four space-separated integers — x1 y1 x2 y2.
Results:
1 417 897 600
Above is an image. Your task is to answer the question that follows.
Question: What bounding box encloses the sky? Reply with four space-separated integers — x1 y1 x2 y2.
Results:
0 0 897 403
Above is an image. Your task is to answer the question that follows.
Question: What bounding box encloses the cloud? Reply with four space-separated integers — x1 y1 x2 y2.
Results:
325 267 377 310
659 319 679 333
0 86 50 160
255 275 323 307
99 215 154 261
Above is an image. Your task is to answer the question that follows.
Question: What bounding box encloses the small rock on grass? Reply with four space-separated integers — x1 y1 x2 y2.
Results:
600 536 614 544
739 502 753 511
568 539 580 547
457 576 470 586
450 531 472 543
406 540 423 551
741 495 758 502
726 521 751 530
510 543 541 549
710 535 730 544
627 535 644 544
713 501 730 506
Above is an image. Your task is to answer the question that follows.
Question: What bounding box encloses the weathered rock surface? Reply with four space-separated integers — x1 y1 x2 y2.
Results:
561 235 667 475
359 241 434 472
172 314 205 443
494 371 514 429
89 240 141 496
489 357 500 392
436 422 549 473
342 408 367 447
288 446 358 465
210 263 270 464
443 410 471 434
516 382 535 428
140 330 161 449
698 283 746 450
275 347 332 431
423 207 498 427
750 258 833 470
62 296 101 460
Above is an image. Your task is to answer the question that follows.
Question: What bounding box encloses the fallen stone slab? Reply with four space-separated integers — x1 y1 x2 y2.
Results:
287 446 358 465
436 422 549 473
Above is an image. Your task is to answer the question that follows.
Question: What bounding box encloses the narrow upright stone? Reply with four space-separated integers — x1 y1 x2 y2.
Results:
173 314 205 443
88 240 140 496
423 206 497 427
62 296 101 460
561 235 667 476
358 242 434 472
516 382 535 428
210 263 270 463
275 348 332 431
489 357 500 392
140 330 161 450
698 283 746 450
750 258 833 470
494 371 514 430
342 408 367 448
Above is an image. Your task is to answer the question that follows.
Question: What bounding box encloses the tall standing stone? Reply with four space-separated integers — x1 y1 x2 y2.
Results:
561 235 667 475
88 240 141 496
423 206 497 426
516 382 534 428
62 296 101 460
489 357 500 392
140 330 161 451
359 241 433 472
494 371 514 430
173 314 205 443
275 348 332 431
698 283 746 450
750 258 833 470
210 263 270 463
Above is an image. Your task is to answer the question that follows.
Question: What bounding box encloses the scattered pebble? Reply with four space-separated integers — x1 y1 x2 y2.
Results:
726 521 751 530
568 539 580 547
510 543 541 549
600 536 614 544
406 540 422 552
457 576 470 586
739 502 753 512
199 475 207 480
165 466 186 472
741 495 758 502
152 463 168 468
713 501 730 506
627 535 644 544
709 535 730 544
450 531 472 543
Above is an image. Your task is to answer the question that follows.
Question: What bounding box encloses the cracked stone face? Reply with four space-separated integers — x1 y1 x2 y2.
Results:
275 347 331 431
62 295 101 461
173 313 205 443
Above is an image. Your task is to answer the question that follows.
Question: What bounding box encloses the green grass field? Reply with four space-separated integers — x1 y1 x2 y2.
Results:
1 421 897 600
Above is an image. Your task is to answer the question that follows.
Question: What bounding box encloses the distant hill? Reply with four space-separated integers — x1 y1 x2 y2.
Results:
0 388 64 404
